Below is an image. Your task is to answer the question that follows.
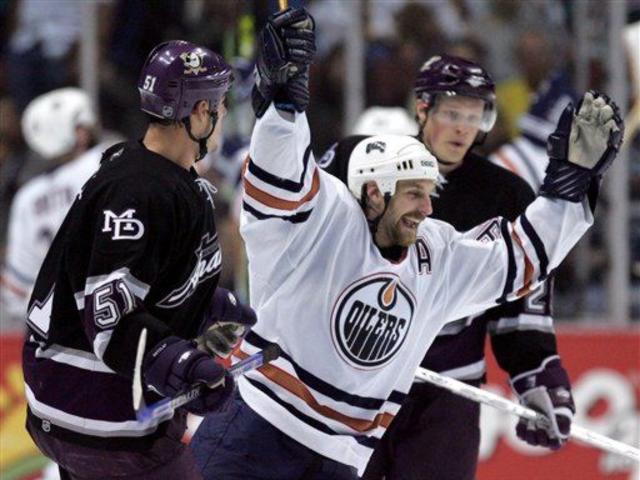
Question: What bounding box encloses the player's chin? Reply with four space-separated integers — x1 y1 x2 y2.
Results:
395 229 417 247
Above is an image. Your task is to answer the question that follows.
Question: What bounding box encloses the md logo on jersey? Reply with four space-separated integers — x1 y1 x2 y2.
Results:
157 232 221 308
102 209 144 240
331 273 416 370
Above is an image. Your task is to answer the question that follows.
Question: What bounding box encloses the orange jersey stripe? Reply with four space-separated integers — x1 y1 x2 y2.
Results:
235 349 394 432
511 228 534 296
243 164 321 212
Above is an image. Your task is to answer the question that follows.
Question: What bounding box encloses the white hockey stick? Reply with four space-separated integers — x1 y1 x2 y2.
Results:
415 367 639 463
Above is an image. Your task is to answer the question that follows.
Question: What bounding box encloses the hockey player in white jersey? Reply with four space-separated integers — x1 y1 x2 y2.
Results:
190 8 624 479
0 88 109 326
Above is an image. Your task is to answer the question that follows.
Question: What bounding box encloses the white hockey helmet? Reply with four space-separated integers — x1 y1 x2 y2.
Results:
352 107 418 136
348 135 439 199
21 87 97 160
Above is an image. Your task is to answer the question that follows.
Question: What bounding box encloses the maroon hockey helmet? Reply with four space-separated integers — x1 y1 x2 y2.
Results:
414 54 497 132
138 40 233 121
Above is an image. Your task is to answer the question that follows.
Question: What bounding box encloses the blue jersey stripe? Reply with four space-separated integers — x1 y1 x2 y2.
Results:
519 213 549 279
243 201 312 223
247 144 313 193
497 218 516 304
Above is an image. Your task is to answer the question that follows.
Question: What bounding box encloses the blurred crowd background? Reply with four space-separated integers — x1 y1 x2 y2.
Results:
0 0 639 328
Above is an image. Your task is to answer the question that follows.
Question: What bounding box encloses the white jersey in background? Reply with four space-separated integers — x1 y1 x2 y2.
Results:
490 136 548 191
235 105 593 475
0 143 105 324
491 71 578 191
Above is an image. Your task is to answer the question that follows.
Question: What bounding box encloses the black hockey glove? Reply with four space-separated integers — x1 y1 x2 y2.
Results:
540 91 623 206
253 7 316 117
510 356 575 450
196 288 257 358
143 336 234 416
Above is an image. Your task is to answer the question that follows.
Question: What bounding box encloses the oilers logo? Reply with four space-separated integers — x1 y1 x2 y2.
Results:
331 273 415 369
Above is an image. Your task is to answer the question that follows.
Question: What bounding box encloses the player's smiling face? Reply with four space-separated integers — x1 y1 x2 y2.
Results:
375 179 435 248
418 96 485 174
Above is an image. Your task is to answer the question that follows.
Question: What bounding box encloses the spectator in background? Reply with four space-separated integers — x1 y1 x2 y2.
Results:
496 30 564 139
0 88 112 328
7 0 83 112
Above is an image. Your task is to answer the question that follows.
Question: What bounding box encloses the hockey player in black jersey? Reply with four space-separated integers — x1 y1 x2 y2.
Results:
22 40 256 479
321 55 576 480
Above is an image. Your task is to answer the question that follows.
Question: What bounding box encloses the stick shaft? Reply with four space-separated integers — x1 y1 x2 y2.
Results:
137 349 270 422
278 0 288 10
415 367 639 463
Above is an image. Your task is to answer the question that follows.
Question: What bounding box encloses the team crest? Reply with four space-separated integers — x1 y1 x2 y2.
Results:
180 51 208 75
331 273 416 369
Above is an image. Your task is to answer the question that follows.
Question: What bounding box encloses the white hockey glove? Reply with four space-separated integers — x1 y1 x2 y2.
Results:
540 90 623 204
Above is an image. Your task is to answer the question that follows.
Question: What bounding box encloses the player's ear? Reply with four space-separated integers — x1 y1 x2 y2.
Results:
415 100 430 124
192 100 209 121
364 182 385 218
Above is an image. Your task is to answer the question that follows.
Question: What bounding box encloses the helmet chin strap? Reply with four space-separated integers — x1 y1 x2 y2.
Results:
183 111 218 162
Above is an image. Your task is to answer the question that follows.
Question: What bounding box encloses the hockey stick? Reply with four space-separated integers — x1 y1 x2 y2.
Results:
132 328 281 423
415 367 640 463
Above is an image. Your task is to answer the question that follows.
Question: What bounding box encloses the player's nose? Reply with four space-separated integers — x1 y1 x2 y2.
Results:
419 195 432 218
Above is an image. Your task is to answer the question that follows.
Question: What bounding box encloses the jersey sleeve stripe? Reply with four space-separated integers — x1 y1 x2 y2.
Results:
488 314 554 334
242 201 312 223
511 229 535 296
247 145 313 192
236 348 395 432
497 218 517 304
244 168 320 212
519 213 549 279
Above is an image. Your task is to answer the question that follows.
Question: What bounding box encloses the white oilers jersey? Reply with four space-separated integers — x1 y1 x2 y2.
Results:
490 136 548 191
237 105 593 475
1 143 104 323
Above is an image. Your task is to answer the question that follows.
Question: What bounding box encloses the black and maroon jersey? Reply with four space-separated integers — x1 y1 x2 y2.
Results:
420 152 557 383
23 141 222 449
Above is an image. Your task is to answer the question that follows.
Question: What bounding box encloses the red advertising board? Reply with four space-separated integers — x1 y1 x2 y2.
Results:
1 329 638 479
478 329 639 480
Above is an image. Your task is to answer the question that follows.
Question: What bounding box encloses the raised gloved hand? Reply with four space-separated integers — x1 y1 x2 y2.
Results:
196 288 257 358
143 336 234 416
540 90 624 204
253 7 316 117
510 355 575 450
